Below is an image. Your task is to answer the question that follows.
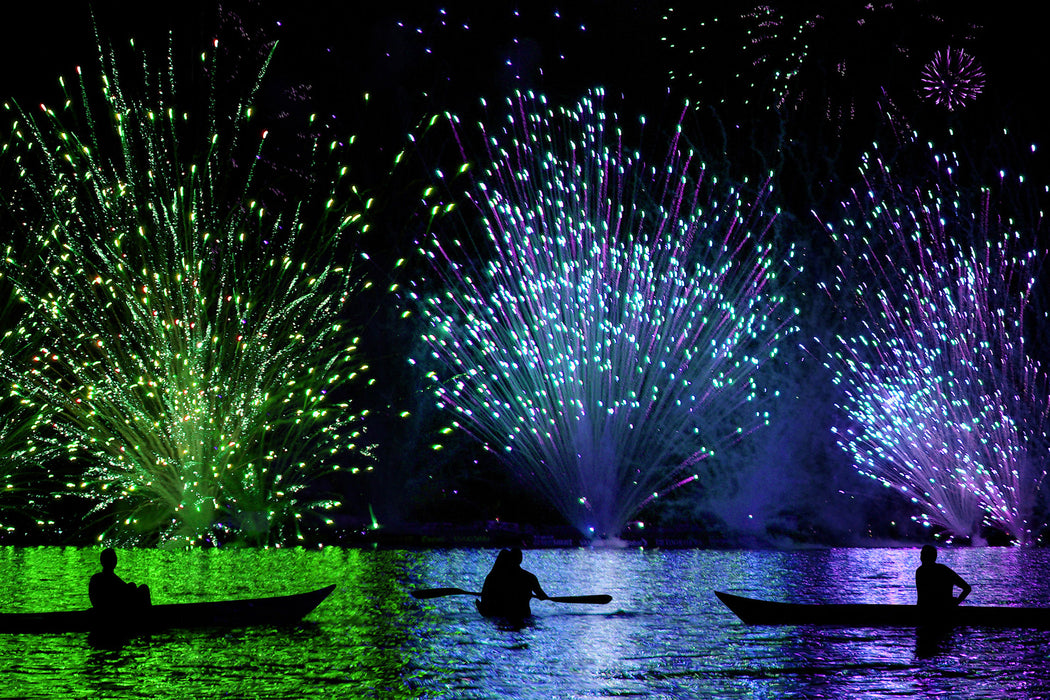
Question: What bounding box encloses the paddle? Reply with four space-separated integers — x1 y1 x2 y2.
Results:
545 594 612 605
411 587 611 605
411 587 479 599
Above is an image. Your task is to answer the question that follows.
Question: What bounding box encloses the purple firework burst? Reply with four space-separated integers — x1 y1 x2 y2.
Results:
821 144 1049 544
919 47 985 111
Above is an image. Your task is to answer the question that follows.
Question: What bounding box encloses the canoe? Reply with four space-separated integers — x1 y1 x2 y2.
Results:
475 598 530 620
716 590 1050 629
0 584 336 635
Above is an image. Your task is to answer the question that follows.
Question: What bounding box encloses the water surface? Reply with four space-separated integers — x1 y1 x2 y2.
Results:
2 546 1049 698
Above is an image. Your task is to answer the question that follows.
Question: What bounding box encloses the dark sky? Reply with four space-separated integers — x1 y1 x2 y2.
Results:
1 2 1043 145
1 2 1043 156
2 0 1047 246
3 1 1047 260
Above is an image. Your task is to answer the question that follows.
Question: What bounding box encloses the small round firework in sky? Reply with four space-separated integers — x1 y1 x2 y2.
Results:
919 47 985 111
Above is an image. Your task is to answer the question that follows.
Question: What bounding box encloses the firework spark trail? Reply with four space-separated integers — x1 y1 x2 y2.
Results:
0 36 373 546
821 145 1049 543
412 88 796 538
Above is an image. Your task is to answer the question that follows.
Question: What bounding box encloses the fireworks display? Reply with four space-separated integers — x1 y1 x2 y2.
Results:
0 38 373 546
2 3 1048 547
821 144 1049 543
411 89 797 539
919 47 986 111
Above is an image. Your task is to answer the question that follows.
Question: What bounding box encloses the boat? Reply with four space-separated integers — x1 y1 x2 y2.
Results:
475 599 527 621
716 590 1050 629
0 584 336 635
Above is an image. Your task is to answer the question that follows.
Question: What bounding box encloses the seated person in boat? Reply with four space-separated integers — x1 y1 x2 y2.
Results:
478 547 548 619
89 547 152 613
915 544 971 611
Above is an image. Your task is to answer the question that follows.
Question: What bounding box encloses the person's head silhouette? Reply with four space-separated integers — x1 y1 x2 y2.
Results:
100 547 118 572
920 544 937 564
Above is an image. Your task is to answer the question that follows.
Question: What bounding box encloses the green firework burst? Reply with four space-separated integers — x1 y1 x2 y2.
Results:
1 35 374 546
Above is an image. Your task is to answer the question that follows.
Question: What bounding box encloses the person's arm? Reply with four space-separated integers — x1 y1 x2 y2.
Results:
527 572 548 600
953 571 972 604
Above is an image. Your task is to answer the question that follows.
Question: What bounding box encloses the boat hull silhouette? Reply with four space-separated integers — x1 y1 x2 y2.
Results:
716 590 1050 628
0 585 335 634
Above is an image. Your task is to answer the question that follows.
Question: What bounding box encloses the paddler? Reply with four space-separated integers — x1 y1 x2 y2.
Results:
89 547 152 613
915 544 971 615
478 547 549 619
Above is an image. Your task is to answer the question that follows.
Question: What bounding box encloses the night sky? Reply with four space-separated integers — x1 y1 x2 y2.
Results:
3 1 1049 545
4 1 1046 199
5 3 1044 135
5 2 1046 246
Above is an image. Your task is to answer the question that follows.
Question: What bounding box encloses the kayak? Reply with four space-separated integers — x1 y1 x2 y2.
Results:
716 590 1050 629
0 584 336 635
475 598 531 620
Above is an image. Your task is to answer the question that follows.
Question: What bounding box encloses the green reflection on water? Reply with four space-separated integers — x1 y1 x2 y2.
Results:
0 546 433 699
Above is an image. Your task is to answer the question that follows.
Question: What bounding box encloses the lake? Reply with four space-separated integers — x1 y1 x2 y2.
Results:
3 545 1050 698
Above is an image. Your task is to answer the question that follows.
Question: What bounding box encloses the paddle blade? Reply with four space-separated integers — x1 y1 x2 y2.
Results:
411 587 481 599
546 594 612 605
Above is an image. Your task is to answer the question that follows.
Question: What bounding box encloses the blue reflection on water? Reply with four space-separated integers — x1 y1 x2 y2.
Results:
3 546 1050 698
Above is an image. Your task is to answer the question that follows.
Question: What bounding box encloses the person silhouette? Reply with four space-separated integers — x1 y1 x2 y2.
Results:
478 547 548 620
915 544 970 618
89 547 152 614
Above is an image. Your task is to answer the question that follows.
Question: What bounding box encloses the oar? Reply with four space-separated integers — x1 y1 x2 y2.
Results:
411 587 479 599
546 594 612 604
411 587 611 605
